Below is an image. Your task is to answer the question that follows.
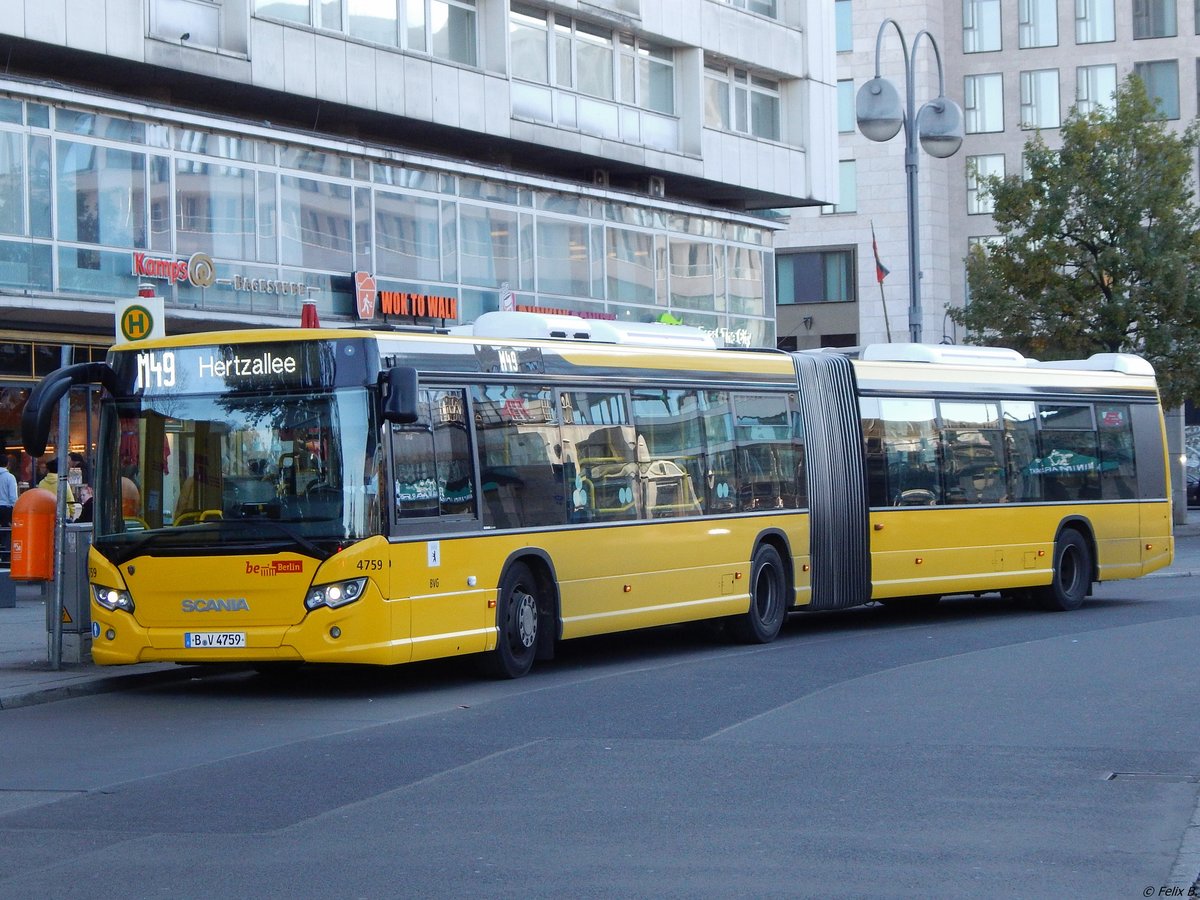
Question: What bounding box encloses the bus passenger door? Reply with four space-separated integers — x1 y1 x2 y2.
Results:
388 389 488 662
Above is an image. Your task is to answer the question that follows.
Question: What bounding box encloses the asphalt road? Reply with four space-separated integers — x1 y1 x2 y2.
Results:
1 572 1198 899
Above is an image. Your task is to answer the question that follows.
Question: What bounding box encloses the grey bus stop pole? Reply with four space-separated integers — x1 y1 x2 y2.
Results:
50 344 72 670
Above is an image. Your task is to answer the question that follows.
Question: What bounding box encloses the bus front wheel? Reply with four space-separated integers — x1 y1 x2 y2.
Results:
1036 529 1092 612
480 561 539 678
728 544 788 644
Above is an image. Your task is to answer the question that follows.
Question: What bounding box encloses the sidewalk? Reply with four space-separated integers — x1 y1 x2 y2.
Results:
2 512 1199 711
0 579 206 710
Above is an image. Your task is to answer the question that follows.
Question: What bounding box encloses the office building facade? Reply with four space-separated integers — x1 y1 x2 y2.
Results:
0 0 836 493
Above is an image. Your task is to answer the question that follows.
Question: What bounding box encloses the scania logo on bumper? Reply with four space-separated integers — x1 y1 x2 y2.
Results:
182 598 250 612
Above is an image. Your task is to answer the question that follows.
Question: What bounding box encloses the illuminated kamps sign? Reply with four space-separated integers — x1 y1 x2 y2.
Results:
131 252 311 297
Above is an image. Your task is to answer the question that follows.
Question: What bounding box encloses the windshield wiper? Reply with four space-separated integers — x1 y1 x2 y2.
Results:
101 519 331 564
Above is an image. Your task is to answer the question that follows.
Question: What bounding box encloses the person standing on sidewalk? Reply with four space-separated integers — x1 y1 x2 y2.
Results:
38 458 78 520
0 452 17 562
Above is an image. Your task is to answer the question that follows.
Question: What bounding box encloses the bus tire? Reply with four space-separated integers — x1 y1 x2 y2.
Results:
728 544 788 644
479 561 539 678
1036 529 1092 612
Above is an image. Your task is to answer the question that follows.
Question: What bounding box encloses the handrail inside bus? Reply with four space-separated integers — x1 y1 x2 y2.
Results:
22 361 120 457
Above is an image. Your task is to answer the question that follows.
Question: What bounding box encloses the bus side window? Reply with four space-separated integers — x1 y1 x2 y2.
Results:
1035 403 1100 501
700 391 737 515
390 397 439 520
1003 401 1041 501
472 385 563 528
938 400 1006 504
733 392 797 511
390 389 477 523
879 397 941 506
631 389 703 519
1097 404 1137 499
859 398 888 507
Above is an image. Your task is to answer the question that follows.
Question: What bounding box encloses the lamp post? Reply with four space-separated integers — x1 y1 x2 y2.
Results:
856 19 963 344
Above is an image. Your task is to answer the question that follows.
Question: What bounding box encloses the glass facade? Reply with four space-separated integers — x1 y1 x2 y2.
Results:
0 90 775 347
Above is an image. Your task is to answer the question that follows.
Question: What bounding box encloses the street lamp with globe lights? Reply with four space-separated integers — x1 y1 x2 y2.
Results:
856 19 963 344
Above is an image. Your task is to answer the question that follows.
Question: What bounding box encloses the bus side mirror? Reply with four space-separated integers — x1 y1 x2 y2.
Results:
380 366 419 424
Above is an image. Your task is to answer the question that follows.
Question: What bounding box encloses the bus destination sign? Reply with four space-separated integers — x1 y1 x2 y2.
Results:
118 340 373 396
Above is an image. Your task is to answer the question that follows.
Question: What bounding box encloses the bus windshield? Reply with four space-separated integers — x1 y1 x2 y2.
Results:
93 386 380 555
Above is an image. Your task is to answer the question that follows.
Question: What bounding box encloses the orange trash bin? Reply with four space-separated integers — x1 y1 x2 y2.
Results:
10 487 57 581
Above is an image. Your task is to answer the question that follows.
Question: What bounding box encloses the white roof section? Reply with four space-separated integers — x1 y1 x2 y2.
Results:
860 343 1155 376
860 343 1029 366
460 311 718 349
1028 353 1156 377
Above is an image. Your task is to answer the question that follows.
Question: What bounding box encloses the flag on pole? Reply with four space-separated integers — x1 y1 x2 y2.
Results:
871 223 890 285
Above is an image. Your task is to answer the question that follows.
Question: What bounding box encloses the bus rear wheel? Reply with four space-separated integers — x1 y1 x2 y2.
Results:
479 561 539 678
1036 529 1092 612
728 544 788 644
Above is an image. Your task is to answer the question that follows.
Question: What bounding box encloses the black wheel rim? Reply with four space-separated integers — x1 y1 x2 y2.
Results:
508 587 537 651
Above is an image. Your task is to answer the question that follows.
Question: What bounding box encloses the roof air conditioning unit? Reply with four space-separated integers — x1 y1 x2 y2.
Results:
647 175 665 198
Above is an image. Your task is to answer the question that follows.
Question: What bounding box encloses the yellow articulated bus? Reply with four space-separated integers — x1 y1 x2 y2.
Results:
22 312 1172 678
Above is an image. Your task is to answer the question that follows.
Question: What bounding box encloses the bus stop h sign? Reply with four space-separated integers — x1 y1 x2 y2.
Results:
116 291 166 345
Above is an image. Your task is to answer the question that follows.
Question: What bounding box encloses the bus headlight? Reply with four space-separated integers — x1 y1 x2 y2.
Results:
304 577 367 611
92 584 134 613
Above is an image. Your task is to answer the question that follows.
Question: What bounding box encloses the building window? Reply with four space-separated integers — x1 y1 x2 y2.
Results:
348 0 399 46
0 130 25 238
618 35 675 115
822 161 857 214
511 6 673 114
258 0 476 65
704 62 781 141
1133 0 1176 37
255 0 312 25
175 158 258 260
279 175 352 271
1020 69 1060 129
718 0 778 17
1019 0 1058 46
835 0 853 52
776 249 856 303
966 154 1005 214
837 80 855 133
963 0 1002 51
56 140 148 249
1134 59 1180 117
510 4 549 82
606 227 655 304
1077 64 1118 113
1075 0 1115 41
563 18 614 99
669 239 718 311
430 0 477 65
964 73 1004 133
